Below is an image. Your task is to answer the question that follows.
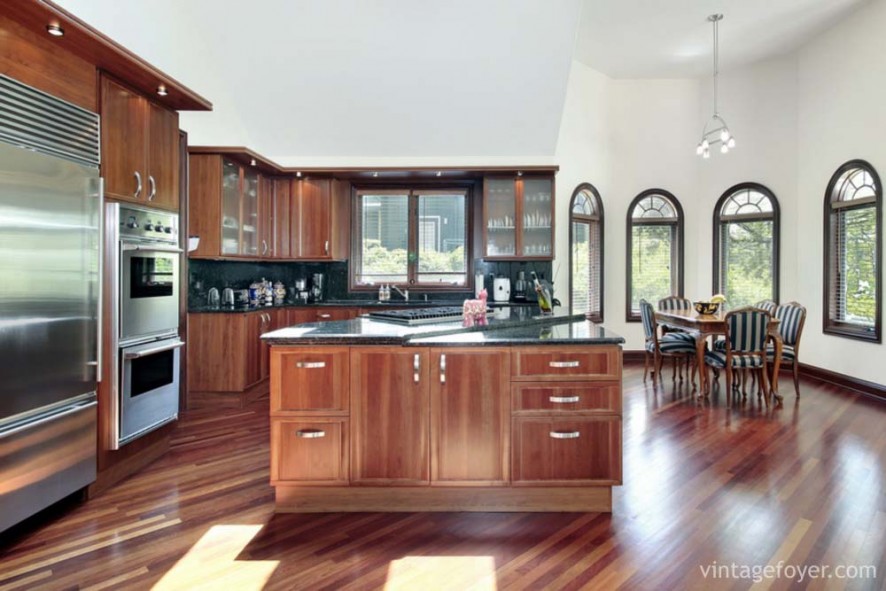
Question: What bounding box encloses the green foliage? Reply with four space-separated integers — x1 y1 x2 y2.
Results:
631 225 673 310
840 208 877 324
722 221 773 309
572 239 589 312
361 240 465 278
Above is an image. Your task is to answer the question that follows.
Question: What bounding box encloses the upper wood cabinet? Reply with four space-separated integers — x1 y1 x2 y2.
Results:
274 178 292 259
482 175 554 260
100 76 179 211
291 178 350 260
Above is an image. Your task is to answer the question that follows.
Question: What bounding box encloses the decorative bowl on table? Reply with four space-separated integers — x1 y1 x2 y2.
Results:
694 301 720 315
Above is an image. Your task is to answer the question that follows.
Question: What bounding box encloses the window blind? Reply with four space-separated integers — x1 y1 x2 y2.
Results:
831 205 877 328
631 224 676 313
719 220 774 309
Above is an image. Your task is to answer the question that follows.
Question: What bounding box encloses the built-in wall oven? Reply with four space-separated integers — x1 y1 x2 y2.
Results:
106 203 183 449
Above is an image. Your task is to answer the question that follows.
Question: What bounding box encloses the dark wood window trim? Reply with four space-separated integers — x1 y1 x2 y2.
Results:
823 159 882 343
349 181 474 292
712 182 780 307
626 189 684 322
569 183 604 322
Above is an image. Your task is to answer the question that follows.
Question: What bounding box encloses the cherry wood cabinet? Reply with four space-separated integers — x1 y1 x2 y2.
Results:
259 175 274 258
429 348 510 485
350 347 430 485
274 178 292 259
291 178 350 260
289 307 359 325
271 347 349 414
482 174 554 260
100 75 179 211
271 418 348 485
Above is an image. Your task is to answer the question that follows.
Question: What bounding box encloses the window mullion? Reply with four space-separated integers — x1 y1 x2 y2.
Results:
407 191 418 286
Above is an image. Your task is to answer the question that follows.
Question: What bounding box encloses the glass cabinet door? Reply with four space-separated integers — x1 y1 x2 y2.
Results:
241 168 259 256
520 178 553 257
220 158 241 255
484 178 517 257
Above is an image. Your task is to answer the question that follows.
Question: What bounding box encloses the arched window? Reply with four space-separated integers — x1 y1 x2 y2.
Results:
569 184 604 322
626 189 683 321
824 160 882 342
713 183 779 309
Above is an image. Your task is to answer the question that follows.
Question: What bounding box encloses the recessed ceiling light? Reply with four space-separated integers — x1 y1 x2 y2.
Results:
517 171 523 177
436 171 442 177
372 172 379 178
250 158 257 166
296 171 302 178
156 84 168 96
46 23 64 37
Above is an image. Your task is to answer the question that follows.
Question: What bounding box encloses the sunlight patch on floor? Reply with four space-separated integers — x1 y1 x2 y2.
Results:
384 556 497 590
151 525 278 591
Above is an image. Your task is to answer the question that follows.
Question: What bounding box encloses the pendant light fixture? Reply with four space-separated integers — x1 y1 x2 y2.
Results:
696 14 736 159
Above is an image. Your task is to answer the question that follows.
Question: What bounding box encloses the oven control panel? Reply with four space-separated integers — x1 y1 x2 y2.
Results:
119 205 179 244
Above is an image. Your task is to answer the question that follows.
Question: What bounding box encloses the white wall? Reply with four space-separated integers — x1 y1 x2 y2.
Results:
795 0 886 384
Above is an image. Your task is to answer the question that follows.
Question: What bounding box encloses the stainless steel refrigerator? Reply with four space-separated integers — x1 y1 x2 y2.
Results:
0 75 101 533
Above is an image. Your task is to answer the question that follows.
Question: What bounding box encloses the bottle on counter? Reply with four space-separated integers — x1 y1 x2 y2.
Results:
531 272 552 315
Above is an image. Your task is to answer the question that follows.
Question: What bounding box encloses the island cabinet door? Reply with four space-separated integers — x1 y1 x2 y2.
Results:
429 348 511 485
271 418 348 485
350 347 430 485
512 417 622 485
271 347 350 413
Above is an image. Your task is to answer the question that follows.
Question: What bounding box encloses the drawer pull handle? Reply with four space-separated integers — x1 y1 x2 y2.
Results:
296 429 326 438
414 353 420 383
549 361 580 369
440 354 446 384
550 395 580 404
296 361 326 369
318 313 332 319
549 430 580 439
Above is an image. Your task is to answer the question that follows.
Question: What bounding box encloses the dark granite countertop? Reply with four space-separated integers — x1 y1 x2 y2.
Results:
261 307 624 346
189 299 536 314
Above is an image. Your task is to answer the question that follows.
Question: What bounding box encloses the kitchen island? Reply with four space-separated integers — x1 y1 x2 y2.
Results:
262 308 625 512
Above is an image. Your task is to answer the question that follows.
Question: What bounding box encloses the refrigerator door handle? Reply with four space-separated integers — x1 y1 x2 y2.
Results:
0 398 97 441
93 178 104 380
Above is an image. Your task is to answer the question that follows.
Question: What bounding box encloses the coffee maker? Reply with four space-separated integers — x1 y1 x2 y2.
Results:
310 273 325 302
513 271 528 301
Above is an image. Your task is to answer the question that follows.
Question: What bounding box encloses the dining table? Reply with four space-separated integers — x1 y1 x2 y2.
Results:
655 308 783 403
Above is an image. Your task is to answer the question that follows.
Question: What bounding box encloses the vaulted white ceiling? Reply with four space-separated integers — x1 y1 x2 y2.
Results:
576 0 870 78
56 0 869 164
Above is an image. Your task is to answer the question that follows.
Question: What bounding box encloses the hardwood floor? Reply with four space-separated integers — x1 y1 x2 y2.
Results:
1 363 884 590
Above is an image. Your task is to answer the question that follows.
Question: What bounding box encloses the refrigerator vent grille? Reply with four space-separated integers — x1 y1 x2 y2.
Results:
0 74 100 168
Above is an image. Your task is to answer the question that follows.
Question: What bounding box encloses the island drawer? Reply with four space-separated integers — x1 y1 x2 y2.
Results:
271 418 349 485
512 416 622 485
512 382 621 414
270 347 349 413
511 346 621 381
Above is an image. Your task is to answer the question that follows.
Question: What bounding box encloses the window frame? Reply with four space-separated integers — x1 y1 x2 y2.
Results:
823 159 882 343
625 189 684 322
568 183 605 322
349 182 474 292
712 182 780 308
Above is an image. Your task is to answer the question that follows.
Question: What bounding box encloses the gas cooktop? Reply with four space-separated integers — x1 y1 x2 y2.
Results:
366 306 478 325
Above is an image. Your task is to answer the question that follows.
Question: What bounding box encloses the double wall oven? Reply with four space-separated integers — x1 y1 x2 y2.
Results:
106 203 183 449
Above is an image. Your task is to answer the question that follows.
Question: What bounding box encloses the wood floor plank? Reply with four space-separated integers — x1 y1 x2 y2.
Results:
1 363 883 590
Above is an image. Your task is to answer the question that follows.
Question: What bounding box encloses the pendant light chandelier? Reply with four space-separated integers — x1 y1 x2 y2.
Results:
696 14 736 159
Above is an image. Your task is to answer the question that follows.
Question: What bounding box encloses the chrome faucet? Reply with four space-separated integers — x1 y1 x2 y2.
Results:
390 285 409 301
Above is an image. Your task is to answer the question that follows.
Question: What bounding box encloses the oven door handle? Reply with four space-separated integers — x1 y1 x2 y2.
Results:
124 340 185 359
122 244 184 254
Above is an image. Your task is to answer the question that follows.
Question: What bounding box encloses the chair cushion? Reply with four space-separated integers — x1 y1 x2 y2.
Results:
646 334 697 355
666 331 697 343
714 338 727 351
704 350 765 368
765 344 796 361
774 304 804 346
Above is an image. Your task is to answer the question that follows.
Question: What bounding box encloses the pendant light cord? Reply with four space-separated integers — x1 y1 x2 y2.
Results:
713 15 719 116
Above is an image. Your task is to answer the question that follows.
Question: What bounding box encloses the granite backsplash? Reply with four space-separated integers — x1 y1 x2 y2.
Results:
188 259 554 308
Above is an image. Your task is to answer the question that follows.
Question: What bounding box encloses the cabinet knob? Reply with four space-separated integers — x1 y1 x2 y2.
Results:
549 360 580 369
549 395 580 404
549 430 580 439
133 171 142 198
296 361 326 369
147 175 156 201
296 429 326 438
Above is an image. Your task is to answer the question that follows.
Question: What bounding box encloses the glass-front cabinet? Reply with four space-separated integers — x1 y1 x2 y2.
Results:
219 157 261 256
482 175 554 260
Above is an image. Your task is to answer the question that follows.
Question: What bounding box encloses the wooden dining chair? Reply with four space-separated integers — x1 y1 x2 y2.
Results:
754 299 778 315
656 296 695 379
767 302 807 396
704 307 772 406
640 300 697 386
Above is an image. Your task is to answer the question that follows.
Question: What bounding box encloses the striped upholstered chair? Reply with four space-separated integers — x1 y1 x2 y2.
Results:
704 307 772 406
766 302 807 396
656 296 696 378
640 300 697 386
658 296 693 313
755 299 778 315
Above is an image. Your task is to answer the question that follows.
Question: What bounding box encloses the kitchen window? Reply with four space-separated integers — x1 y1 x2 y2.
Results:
569 183 604 322
626 190 684 321
351 187 470 289
713 183 780 309
824 160 882 342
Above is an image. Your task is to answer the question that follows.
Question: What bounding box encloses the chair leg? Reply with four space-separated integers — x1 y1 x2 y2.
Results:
741 370 748 397
672 357 677 382
643 351 649 382
792 360 800 397
760 359 771 407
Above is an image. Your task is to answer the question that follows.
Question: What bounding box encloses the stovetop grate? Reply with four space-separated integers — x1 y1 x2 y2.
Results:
366 306 473 325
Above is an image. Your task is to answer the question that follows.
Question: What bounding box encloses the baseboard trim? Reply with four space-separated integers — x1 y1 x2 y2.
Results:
623 349 884 402
798 363 886 401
